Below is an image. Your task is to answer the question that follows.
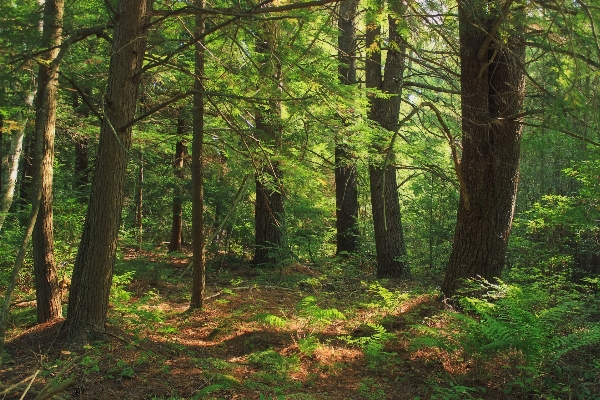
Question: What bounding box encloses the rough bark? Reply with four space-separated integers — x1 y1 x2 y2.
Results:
335 0 360 255
190 0 206 310
65 0 152 339
33 0 64 323
253 16 285 267
168 115 186 252
442 0 526 297
0 115 25 232
366 10 410 279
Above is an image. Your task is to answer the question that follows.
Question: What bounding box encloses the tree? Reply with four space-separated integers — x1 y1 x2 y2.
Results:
0 114 25 232
32 0 64 323
190 0 206 310
442 0 526 297
253 15 285 267
335 0 360 255
366 1 410 279
66 0 152 339
168 112 187 253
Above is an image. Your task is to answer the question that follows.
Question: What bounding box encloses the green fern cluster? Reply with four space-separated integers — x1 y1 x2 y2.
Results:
412 277 600 395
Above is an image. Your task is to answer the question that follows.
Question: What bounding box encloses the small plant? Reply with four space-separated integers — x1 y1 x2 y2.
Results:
357 377 386 400
341 324 398 369
248 349 300 374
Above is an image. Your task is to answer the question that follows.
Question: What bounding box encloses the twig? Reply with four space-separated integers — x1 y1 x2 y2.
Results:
19 369 40 400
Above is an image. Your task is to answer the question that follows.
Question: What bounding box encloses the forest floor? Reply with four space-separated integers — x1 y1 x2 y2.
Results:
1 247 592 399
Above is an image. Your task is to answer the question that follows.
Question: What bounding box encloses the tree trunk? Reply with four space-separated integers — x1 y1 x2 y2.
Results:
169 114 186 252
0 115 25 232
134 152 143 250
253 15 285 267
33 0 64 323
442 1 526 297
335 0 360 255
365 9 410 279
190 0 206 310
65 0 152 339
72 90 90 197
17 132 33 210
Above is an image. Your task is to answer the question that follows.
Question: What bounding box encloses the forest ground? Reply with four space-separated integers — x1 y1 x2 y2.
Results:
1 247 594 399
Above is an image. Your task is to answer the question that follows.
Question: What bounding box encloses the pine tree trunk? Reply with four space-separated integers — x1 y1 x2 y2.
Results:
335 0 360 255
169 115 186 252
253 15 284 267
33 0 64 323
442 1 525 297
190 0 206 309
65 0 152 339
365 10 410 279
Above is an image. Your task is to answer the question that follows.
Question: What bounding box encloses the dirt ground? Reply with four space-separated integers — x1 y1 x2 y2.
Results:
0 250 565 399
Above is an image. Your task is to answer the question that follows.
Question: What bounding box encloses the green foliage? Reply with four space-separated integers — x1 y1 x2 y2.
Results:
341 323 398 370
412 277 600 394
248 349 300 375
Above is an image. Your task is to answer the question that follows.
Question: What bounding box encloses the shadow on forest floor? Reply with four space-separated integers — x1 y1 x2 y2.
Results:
1 247 597 399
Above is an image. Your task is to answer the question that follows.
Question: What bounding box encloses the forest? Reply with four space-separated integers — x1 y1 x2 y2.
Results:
0 0 599 398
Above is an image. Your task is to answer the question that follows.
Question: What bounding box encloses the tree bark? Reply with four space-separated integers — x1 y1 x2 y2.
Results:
0 115 25 232
365 7 410 279
33 0 64 323
190 0 206 310
134 152 143 250
169 114 187 252
253 15 285 267
335 0 360 255
65 0 152 339
442 0 526 297
72 90 90 197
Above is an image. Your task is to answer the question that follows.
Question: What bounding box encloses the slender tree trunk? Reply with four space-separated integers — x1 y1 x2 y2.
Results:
0 115 25 232
134 152 143 250
253 15 285 267
190 0 205 309
335 0 360 255
33 0 64 323
365 8 410 279
442 1 526 297
65 0 152 339
169 114 186 252
18 132 34 210
72 90 90 197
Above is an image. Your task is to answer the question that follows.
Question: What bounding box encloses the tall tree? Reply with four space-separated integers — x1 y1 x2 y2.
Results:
32 0 64 323
253 15 285 267
66 0 152 339
169 112 187 253
190 0 206 309
366 1 410 279
72 90 91 197
442 0 525 297
335 0 360 255
0 114 25 232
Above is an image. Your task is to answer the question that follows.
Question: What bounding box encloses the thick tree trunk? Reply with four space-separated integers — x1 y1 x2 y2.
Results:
169 115 186 252
190 0 206 309
335 0 360 255
33 0 64 323
253 16 284 267
365 10 410 279
0 115 25 232
66 0 152 339
442 1 526 297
